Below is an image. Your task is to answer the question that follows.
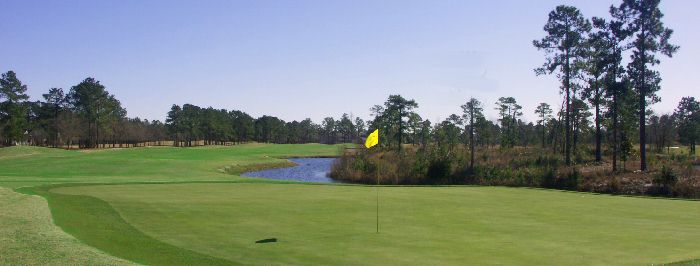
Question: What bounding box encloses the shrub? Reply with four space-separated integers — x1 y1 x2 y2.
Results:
427 157 452 183
652 165 677 196
541 167 557 188
673 177 700 198
565 168 581 190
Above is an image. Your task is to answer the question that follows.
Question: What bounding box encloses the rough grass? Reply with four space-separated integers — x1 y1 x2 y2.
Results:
0 187 134 266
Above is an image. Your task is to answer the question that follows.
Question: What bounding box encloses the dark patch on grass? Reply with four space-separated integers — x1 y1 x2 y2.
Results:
255 238 277 244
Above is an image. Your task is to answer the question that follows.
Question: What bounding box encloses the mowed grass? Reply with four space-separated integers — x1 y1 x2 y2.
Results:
1 144 344 265
0 144 344 188
0 187 134 266
2 144 700 265
47 183 700 265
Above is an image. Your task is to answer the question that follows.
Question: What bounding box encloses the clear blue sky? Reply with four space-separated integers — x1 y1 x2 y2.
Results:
1 0 698 123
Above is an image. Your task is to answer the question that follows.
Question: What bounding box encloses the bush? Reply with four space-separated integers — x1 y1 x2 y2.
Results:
565 168 581 190
541 167 557 188
427 157 452 183
651 165 677 196
673 177 700 198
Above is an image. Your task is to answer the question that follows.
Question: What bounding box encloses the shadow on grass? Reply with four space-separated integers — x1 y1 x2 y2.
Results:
17 185 235 266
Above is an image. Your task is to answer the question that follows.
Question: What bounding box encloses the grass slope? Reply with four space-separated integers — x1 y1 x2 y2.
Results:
18 185 233 266
0 187 134 266
50 183 700 265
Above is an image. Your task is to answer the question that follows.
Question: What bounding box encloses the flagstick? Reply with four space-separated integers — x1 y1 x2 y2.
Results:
364 128 380 234
376 172 379 234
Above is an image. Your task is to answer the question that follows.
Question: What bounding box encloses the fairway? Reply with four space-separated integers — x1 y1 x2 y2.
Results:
2 145 700 265
0 144 343 188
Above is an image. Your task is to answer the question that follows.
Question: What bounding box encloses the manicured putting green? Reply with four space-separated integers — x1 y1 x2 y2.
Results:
52 183 700 265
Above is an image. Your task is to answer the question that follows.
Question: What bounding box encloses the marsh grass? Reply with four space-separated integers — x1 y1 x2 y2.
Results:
332 145 700 198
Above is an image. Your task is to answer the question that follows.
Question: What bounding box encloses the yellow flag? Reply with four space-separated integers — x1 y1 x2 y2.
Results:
365 129 379 148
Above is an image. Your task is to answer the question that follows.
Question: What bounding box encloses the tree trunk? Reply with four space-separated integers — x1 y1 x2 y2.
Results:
595 86 602 162
639 27 648 171
639 94 646 169
470 108 475 170
95 118 100 149
541 114 546 149
573 108 578 161
612 89 618 172
53 107 59 148
398 111 403 151
565 51 572 166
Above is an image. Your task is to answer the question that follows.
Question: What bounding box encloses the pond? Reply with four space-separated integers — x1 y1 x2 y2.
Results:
241 158 338 183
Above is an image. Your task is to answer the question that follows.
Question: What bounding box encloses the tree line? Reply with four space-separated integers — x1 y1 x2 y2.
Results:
164 104 366 146
1 68 696 160
0 71 370 147
363 91 696 163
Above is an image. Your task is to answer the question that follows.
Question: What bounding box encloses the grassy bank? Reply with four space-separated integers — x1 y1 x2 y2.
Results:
0 187 134 266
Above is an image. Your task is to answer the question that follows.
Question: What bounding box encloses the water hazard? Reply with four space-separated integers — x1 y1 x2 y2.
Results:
241 158 338 183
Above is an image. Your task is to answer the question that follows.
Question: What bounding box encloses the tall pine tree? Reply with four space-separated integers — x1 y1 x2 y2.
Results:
534 5 591 165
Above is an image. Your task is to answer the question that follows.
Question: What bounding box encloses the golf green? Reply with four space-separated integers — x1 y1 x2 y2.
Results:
49 183 700 265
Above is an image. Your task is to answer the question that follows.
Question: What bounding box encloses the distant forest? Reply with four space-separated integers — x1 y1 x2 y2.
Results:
0 72 366 148
0 0 698 174
0 70 696 158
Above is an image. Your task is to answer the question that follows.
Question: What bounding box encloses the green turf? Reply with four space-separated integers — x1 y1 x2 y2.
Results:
0 144 345 188
0 187 134 266
1 143 344 265
3 144 700 265
19 185 233 266
36 183 700 265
